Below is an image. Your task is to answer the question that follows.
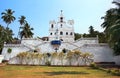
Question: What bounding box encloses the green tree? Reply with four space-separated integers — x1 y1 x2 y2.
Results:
0 9 15 54
88 26 95 37
0 25 5 52
101 0 120 55
108 19 120 55
4 28 13 43
0 25 5 49
74 33 81 40
83 33 89 37
97 32 107 43
1 9 16 28
18 15 27 38
20 22 34 38
113 41 120 55
18 16 27 26
0 25 13 54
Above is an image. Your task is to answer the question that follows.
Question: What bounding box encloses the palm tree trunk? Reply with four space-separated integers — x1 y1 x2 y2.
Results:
17 26 21 39
6 23 9 29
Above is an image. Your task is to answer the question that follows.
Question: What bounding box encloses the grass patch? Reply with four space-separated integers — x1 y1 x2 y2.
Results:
0 65 120 78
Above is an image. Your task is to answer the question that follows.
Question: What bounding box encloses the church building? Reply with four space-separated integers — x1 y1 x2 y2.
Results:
1 11 120 65
49 10 74 42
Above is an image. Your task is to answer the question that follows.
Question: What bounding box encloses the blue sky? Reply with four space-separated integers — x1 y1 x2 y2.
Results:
0 0 116 37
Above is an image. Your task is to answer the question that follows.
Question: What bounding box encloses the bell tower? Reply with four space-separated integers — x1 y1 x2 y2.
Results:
49 11 75 42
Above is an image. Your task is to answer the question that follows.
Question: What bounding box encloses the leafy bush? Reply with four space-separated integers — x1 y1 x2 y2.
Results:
7 48 12 54
90 62 99 69
62 48 67 53
107 69 111 73
45 61 51 66
34 50 38 53
111 69 120 76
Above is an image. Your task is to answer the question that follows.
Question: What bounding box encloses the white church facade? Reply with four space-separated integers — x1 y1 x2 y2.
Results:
49 11 74 42
1 11 120 65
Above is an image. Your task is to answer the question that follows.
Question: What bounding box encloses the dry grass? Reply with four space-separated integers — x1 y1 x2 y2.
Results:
0 65 120 78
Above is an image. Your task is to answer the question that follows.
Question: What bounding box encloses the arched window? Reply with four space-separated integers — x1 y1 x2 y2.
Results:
70 32 73 35
50 33 52 35
60 17 63 22
51 24 54 28
60 31 63 35
61 24 62 28
66 32 68 35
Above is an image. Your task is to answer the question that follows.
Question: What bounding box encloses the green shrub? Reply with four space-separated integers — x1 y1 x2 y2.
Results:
107 69 111 73
62 48 67 53
34 50 38 53
90 62 99 69
7 48 12 54
112 69 120 76
45 61 51 66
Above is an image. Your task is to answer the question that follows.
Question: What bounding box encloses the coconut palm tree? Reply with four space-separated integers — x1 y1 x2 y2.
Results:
101 0 120 55
18 16 27 26
113 0 120 8
101 7 119 43
101 8 117 31
102 0 120 34
108 19 120 55
20 22 34 39
18 15 27 38
108 20 120 43
1 9 15 44
1 9 16 28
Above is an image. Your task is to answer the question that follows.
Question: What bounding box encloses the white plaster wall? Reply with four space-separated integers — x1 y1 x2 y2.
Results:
75 44 120 65
79 45 114 62
2 38 120 65
37 42 54 53
74 39 98 46
113 56 120 65
2 45 29 60
21 38 43 46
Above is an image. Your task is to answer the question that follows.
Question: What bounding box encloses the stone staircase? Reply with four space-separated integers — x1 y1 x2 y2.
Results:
22 43 35 51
